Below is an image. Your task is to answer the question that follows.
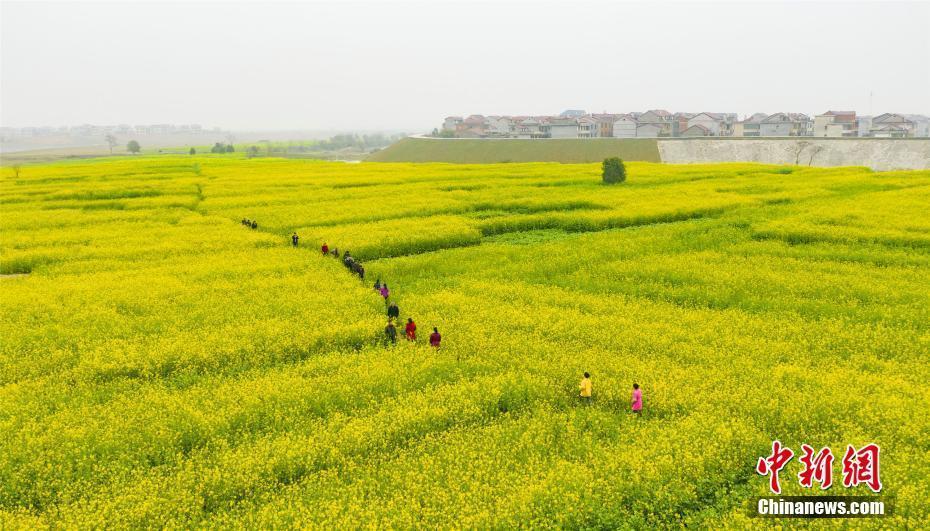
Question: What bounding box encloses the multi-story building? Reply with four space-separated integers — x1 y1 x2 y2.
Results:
635 123 663 138
673 112 695 135
577 116 599 138
549 118 579 138
485 116 513 136
687 112 735 136
442 116 463 133
813 111 857 137
869 113 915 137
760 113 812 136
611 115 637 138
732 113 768 137
637 109 675 136
590 114 620 137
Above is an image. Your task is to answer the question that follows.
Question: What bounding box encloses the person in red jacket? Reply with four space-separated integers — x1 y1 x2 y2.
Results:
405 318 417 341
429 327 441 349
321 242 329 255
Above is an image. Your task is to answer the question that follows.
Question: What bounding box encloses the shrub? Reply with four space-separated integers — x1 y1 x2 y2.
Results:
602 157 626 184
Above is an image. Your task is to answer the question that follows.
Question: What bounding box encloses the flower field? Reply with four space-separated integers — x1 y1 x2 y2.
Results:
1 156 928 528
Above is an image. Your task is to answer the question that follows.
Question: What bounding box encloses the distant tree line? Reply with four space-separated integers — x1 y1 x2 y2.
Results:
240 133 406 156
211 142 235 153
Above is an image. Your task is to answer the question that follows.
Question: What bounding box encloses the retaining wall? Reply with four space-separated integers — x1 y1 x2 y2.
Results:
657 138 930 171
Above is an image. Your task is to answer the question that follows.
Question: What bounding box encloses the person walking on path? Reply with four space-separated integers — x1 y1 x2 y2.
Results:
387 302 400 321
631 383 642 414
356 263 365 280
405 318 416 341
380 283 390 300
579 372 593 404
321 242 329 255
291 233 299 247
332 248 339 258
429 327 441 349
374 278 382 291
251 220 258 229
385 321 397 345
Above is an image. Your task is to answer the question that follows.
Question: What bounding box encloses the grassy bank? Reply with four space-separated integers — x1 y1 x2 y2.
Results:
366 137 661 163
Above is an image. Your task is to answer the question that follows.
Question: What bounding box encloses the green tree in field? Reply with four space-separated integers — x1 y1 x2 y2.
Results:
602 157 626 184
211 142 225 154
225 144 235 153
189 147 196 155
127 140 141 155
247 145 260 158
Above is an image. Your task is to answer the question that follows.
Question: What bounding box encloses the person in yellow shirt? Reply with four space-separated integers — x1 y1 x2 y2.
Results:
579 372 592 404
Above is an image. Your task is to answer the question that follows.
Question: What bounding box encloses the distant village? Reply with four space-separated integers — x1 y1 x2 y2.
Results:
438 110 930 139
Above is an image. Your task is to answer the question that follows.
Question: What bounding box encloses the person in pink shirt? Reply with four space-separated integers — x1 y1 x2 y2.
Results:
380 283 390 300
631 383 642 414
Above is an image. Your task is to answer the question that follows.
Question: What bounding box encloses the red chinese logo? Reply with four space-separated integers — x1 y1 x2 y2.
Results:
797 444 834 489
757 441 882 493
756 440 794 494
842 443 882 493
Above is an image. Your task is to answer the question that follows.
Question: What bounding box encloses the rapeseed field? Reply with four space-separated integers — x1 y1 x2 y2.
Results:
1 155 928 528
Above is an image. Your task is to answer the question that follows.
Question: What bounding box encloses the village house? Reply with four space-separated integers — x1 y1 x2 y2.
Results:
813 111 857 137
681 124 712 137
857 116 873 137
611 115 637 138
870 113 916 137
637 109 675 136
485 116 513 136
577 116 599 138
513 117 548 139
442 116 463 132
907 115 930 137
459 115 488 136
760 113 812 136
673 113 695 135
549 118 579 138
687 112 734 136
732 113 768 137
591 114 620 137
635 123 663 138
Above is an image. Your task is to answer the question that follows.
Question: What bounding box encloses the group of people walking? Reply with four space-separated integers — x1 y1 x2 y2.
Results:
313 238 441 349
375 278 441 348
241 218 258 229
579 373 643 413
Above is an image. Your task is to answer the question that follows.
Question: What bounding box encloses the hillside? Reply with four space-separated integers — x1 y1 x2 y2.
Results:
366 136 661 163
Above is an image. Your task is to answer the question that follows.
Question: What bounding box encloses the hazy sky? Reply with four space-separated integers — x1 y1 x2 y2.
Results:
2 0 928 131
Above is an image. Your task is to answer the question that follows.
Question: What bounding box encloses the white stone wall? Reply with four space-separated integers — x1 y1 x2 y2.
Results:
657 138 930 171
